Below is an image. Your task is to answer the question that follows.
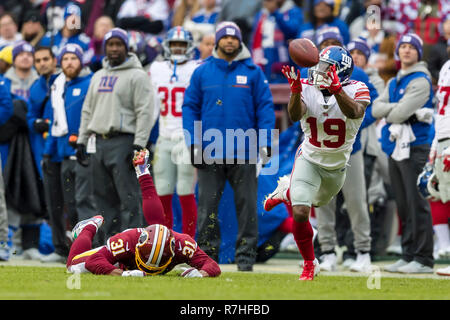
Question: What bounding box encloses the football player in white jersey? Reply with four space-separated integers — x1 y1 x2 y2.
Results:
266 46 370 280
427 59 450 259
148 27 200 238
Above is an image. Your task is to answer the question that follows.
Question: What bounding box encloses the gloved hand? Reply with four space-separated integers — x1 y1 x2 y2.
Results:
41 154 52 175
68 134 78 148
133 148 150 177
33 118 50 133
281 65 302 94
122 270 145 277
259 146 272 165
320 64 342 95
75 144 89 167
443 147 450 172
190 144 205 170
180 267 203 278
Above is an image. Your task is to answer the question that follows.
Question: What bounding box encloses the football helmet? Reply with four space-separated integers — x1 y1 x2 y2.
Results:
135 224 175 275
417 163 440 200
308 45 354 88
162 26 194 63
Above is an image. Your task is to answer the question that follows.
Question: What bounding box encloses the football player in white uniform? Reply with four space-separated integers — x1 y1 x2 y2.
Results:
267 46 370 280
148 27 200 238
427 59 450 259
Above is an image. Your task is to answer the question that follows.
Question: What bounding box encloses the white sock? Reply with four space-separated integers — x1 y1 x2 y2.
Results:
434 224 450 251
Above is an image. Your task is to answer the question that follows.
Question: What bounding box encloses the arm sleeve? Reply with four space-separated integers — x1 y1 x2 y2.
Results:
77 82 94 145
371 79 396 119
85 251 118 275
132 71 153 147
188 246 221 277
385 77 431 124
182 68 203 146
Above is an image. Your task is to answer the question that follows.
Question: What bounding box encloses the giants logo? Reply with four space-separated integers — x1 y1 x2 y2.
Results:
98 76 118 92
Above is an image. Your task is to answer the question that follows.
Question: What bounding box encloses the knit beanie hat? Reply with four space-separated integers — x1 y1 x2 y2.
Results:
395 33 423 60
12 41 34 61
215 21 242 46
347 37 371 62
58 43 84 64
103 27 129 51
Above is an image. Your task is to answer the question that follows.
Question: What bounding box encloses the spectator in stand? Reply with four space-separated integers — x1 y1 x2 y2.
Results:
250 0 304 83
85 15 114 73
182 22 275 271
172 0 201 27
4 41 39 100
298 0 350 46
76 28 155 243
116 0 168 36
198 32 214 60
375 34 397 84
26 45 66 263
41 44 96 263
0 13 22 50
41 0 73 35
373 33 435 274
0 45 12 74
428 14 450 85
414 0 443 64
39 2 91 65
20 10 45 47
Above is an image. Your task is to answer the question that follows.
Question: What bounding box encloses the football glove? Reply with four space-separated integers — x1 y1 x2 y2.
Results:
122 270 145 277
180 267 203 278
133 148 150 177
33 118 49 133
320 64 342 95
281 65 302 94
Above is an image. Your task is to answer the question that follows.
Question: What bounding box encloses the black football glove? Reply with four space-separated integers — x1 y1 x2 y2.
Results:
75 144 89 167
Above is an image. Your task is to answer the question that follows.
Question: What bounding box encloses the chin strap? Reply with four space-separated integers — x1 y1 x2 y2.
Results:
170 59 178 83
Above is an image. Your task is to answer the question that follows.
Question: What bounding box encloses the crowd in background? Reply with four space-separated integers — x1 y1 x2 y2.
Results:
0 0 449 273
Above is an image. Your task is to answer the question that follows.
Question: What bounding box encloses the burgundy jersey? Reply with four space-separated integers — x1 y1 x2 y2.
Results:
78 228 220 276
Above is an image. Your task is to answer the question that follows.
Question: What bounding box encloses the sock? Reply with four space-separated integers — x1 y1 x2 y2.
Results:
292 219 315 261
430 200 450 225
278 217 293 234
66 224 96 268
159 194 174 229
179 194 198 238
139 175 166 226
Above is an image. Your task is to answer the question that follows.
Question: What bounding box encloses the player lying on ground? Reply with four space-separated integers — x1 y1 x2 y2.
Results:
66 149 221 277
264 46 370 280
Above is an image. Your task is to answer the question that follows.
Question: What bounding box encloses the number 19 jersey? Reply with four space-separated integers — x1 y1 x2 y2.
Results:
299 79 370 170
149 59 200 139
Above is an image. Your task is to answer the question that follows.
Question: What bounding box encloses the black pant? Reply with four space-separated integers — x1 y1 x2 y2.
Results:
388 144 434 267
197 163 258 267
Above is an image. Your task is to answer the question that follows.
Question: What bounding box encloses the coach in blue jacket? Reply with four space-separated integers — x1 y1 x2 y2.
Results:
42 44 96 262
182 22 276 271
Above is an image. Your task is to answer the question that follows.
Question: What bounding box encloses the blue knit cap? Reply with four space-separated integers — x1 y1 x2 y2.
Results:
58 43 84 64
395 33 423 60
103 27 129 51
347 37 371 61
12 40 34 61
215 21 242 46
316 27 343 46
63 2 81 21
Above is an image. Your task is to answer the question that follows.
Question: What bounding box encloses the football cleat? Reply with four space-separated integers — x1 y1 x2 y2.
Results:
133 148 150 177
299 258 320 281
71 215 104 240
263 175 290 211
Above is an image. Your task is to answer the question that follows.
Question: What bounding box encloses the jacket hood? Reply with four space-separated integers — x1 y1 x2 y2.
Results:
212 43 252 63
102 52 143 71
397 61 431 80
5 67 39 83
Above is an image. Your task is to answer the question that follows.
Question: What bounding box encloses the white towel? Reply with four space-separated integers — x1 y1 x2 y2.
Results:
414 108 434 124
389 123 416 161
51 73 68 137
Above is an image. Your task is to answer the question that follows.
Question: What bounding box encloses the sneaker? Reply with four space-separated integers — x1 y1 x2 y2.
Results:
438 247 450 259
319 253 337 272
397 261 433 274
386 236 402 255
436 266 450 276
22 248 44 260
0 241 10 261
299 258 320 280
349 252 372 273
71 215 104 240
383 259 409 273
342 257 356 269
263 175 290 211
133 148 150 177
237 264 253 272
280 233 299 253
40 252 66 263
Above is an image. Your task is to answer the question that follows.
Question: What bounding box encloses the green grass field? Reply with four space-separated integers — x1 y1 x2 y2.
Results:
0 265 449 300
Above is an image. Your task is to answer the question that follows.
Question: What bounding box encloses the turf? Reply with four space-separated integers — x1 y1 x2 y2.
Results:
0 265 449 300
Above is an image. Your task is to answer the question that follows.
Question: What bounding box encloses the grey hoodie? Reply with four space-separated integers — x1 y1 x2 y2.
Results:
211 43 252 62
4 67 39 99
372 61 432 124
78 52 154 148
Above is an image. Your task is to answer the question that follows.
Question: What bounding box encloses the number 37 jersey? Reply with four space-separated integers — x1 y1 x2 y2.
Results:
299 79 370 170
149 60 200 139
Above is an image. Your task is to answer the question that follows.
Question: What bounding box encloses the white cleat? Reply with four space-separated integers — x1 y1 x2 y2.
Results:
71 215 104 240
263 175 290 211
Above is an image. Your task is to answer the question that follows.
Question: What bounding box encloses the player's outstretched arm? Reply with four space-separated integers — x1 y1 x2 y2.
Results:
282 65 307 122
334 90 368 119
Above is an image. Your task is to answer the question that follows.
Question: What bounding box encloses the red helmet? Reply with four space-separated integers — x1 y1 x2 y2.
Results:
135 224 175 275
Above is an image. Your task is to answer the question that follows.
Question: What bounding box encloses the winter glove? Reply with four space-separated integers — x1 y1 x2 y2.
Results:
281 65 302 94
68 134 78 148
320 64 342 95
259 146 272 165
41 154 52 175
190 144 205 170
75 144 89 167
33 118 50 133
180 267 203 278
122 270 145 277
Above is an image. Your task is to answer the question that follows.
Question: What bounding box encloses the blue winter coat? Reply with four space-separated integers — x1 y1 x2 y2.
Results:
44 71 93 159
39 31 90 64
0 76 13 169
182 48 275 161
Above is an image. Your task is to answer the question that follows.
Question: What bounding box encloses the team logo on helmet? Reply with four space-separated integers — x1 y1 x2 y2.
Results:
135 224 175 275
417 163 440 201
162 26 194 63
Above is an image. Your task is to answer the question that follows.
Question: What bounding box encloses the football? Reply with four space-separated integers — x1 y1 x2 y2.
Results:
288 38 319 68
